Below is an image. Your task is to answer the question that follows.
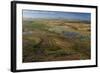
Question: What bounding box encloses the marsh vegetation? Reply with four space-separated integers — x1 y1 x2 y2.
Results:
22 19 91 62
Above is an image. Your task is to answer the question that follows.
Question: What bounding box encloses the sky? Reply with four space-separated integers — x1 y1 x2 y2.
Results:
23 10 91 21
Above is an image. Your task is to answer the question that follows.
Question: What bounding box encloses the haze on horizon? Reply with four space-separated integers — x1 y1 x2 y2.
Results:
23 10 91 22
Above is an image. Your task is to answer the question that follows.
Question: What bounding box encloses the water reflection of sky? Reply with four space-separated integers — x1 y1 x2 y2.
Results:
63 31 90 40
23 10 91 21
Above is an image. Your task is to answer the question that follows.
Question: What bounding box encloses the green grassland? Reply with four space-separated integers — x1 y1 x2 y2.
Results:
22 19 91 62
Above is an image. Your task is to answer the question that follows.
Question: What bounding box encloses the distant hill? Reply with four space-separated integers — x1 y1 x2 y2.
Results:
23 17 90 24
